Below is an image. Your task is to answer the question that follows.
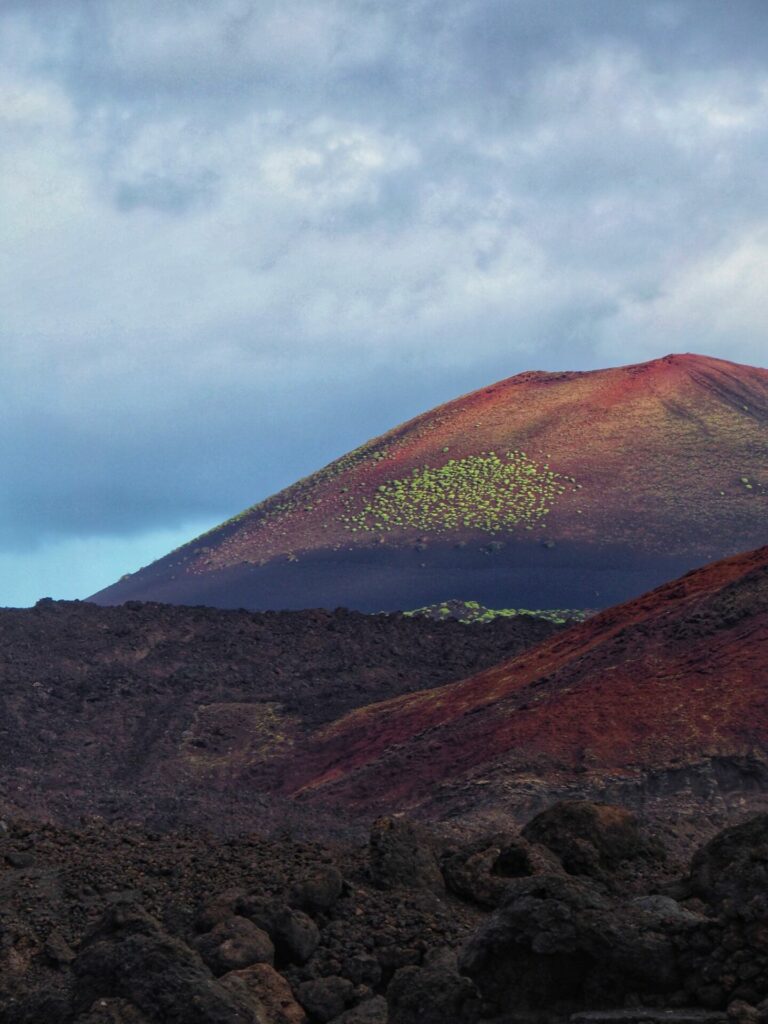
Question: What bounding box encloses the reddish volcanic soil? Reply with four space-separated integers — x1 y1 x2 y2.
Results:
0 601 561 835
92 353 768 612
286 545 768 821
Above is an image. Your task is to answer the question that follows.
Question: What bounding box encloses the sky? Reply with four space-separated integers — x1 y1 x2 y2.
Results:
2 0 768 607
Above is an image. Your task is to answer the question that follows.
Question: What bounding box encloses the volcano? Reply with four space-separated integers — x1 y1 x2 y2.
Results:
288 544 768 819
93 353 768 611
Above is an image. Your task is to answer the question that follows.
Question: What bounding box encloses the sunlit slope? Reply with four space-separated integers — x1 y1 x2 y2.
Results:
286 544 768 816
93 353 768 611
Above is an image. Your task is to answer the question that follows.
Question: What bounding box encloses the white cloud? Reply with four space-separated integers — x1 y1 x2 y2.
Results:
600 229 768 365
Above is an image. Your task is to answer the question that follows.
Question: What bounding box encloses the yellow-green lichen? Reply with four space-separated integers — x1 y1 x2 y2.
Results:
339 451 569 535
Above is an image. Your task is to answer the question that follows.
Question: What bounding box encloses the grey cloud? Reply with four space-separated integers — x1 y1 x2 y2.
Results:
0 0 767 556
113 170 219 213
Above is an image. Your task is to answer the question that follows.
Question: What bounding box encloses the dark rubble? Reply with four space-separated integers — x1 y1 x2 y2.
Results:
3 803 768 1023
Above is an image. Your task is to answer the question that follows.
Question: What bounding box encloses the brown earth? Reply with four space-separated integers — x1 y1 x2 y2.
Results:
92 353 768 612
0 600 561 835
286 545 768 825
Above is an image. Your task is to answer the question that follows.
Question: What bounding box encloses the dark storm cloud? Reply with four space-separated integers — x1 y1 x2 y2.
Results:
1 0 768 561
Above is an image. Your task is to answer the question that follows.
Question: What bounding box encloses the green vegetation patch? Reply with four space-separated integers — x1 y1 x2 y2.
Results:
405 599 591 625
340 451 568 535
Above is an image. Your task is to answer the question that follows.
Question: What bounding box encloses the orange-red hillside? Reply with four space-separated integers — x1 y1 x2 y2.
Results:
287 545 768 816
93 353 768 611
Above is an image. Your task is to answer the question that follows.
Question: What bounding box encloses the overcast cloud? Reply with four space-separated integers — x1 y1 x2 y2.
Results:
2 0 768 604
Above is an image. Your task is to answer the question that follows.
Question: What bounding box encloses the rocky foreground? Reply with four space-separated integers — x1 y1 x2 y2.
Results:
3 801 768 1024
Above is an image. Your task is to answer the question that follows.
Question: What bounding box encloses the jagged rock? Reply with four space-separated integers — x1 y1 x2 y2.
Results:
728 1001 760 1024
72 901 254 1024
368 818 444 893
220 963 308 1023
196 890 248 933
521 801 665 881
75 998 153 1023
631 895 706 925
442 835 562 908
297 976 355 1022
689 816 768 907
44 928 76 966
0 990 74 1024
332 995 388 1023
4 851 34 869
290 867 344 916
195 916 275 975
340 954 382 989
679 818 768 1008
459 874 679 1015
240 899 321 966
386 951 479 1024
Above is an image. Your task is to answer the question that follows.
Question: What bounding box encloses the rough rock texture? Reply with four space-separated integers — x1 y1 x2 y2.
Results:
194 917 275 976
296 976 354 1022
521 801 666 883
71 902 252 1024
239 903 321 967
220 964 308 1024
332 995 387 1023
459 873 686 1015
386 951 479 1024
0 814 472 1022
678 817 768 1011
441 833 565 908
368 818 444 893
289 869 344 917
74 1000 151 1024
688 815 768 907
8 801 768 1022
0 598 560 835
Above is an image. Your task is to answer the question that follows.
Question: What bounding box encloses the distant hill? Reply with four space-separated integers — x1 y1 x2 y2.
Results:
92 353 768 611
287 544 768 820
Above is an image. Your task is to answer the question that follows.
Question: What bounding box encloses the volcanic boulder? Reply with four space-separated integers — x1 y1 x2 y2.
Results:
521 801 666 882
194 916 275 976
459 874 683 1015
72 901 251 1024
368 818 444 893
386 950 479 1024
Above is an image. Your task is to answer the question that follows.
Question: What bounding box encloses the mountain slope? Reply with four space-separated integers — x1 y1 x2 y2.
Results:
286 545 768 818
93 353 768 611
0 601 560 832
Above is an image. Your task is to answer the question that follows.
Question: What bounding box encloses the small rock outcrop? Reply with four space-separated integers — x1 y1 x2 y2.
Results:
296 975 355 1022
239 901 321 967
368 818 444 893
459 873 682 1015
441 833 563 908
194 916 275 976
220 963 308 1023
72 902 251 1024
521 801 665 883
290 867 344 917
386 950 479 1024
